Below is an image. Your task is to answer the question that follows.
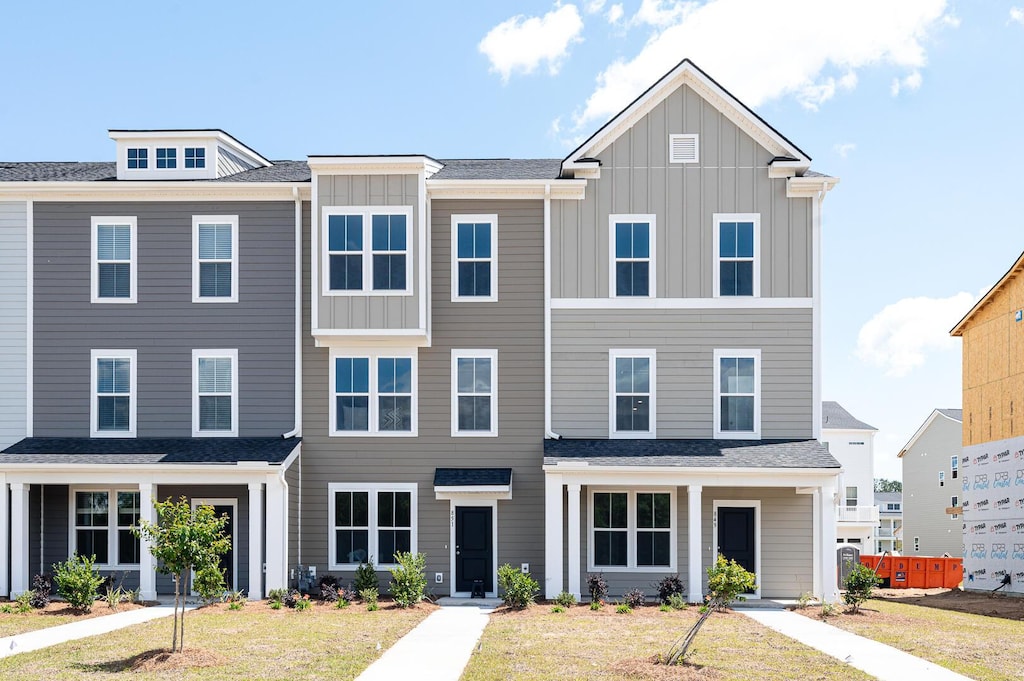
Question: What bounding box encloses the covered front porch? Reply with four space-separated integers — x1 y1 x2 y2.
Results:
543 438 842 603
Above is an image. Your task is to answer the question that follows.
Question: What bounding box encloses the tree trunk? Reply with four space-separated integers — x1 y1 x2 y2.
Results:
179 568 188 652
171 573 180 652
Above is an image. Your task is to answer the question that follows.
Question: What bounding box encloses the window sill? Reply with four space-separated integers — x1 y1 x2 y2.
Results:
451 296 499 303
451 430 498 438
192 297 239 304
91 298 137 305
713 432 761 440
329 430 418 438
322 289 414 297
90 432 137 439
192 431 239 438
586 564 676 573
610 431 656 439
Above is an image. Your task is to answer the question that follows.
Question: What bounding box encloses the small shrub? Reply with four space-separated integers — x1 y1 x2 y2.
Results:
224 589 246 605
293 594 313 611
587 573 609 603
656 575 685 604
336 596 350 609
319 575 340 602
551 604 565 613
658 604 671 612
623 588 646 609
389 551 427 608
283 589 302 609
706 555 756 609
666 593 688 611
589 601 602 611
843 563 881 613
14 592 33 613
0 603 13 614
361 587 379 611
30 575 51 609
554 591 577 608
820 602 837 618
269 600 282 610
796 592 816 609
194 563 226 603
52 554 105 612
354 560 379 594
228 601 244 610
105 586 127 611
615 603 632 614
497 564 539 608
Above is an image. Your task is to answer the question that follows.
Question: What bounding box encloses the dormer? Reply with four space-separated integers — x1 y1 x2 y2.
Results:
109 129 272 181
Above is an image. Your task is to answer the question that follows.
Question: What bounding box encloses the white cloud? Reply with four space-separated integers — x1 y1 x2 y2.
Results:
571 0 953 130
606 3 625 24
855 293 976 377
585 0 606 13
631 0 694 27
479 4 585 83
1011 7 1024 25
834 142 856 158
891 70 923 96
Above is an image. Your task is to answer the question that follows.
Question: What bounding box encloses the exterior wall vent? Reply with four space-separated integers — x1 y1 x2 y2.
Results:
669 134 699 163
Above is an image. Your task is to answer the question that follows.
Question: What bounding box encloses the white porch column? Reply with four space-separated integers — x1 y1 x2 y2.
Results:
543 472 563 599
566 483 581 600
10 483 28 597
687 485 703 604
811 488 821 598
265 474 286 592
248 482 264 600
138 483 157 602
818 480 839 603
0 476 8 599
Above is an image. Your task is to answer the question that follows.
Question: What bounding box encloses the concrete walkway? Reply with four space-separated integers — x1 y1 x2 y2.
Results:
0 604 194 658
355 605 492 681
738 608 971 681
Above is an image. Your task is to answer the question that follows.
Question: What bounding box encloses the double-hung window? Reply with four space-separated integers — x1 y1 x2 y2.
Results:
590 490 675 570
609 349 655 438
451 215 497 301
714 349 760 439
951 455 959 479
91 349 137 438
329 483 416 569
950 495 959 519
451 349 497 436
714 214 759 297
846 486 858 509
192 349 238 437
610 215 654 298
323 207 412 295
193 216 238 302
72 489 141 566
91 217 137 303
330 351 416 436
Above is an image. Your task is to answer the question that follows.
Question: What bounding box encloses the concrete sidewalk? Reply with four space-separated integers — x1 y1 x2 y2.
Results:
355 605 492 681
738 608 970 681
0 604 194 658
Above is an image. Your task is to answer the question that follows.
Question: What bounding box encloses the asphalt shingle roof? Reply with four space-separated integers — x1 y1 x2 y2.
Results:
544 438 840 468
936 409 963 422
0 161 311 183
822 401 876 431
433 468 513 487
0 437 299 465
431 159 562 180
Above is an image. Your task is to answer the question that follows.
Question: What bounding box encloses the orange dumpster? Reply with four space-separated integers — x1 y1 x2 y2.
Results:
891 557 910 588
943 558 963 588
925 559 945 588
908 558 927 588
874 555 892 579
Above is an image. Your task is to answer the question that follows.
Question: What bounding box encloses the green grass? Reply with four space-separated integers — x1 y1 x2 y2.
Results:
817 599 1024 681
462 605 870 680
0 601 433 680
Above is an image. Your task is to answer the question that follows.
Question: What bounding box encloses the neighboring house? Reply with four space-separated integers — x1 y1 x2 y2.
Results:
0 200 28 451
0 59 844 603
874 492 902 554
821 401 879 549
952 251 1024 595
898 409 964 558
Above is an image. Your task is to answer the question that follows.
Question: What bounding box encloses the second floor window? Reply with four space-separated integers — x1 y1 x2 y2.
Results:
324 208 412 295
452 350 497 436
846 486 858 508
610 350 655 438
91 350 136 438
714 349 760 439
331 353 416 435
715 215 759 297
92 218 136 303
452 215 497 301
611 216 654 297
193 217 238 302
951 455 958 479
193 350 237 436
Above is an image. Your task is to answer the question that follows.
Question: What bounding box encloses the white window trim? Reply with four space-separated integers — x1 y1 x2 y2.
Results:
608 214 656 299
938 471 945 486
712 214 760 298
91 216 138 304
327 482 418 571
668 133 700 163
450 349 498 437
122 145 210 176
328 348 418 437
192 349 239 437
90 349 137 438
713 348 761 440
951 455 959 479
586 488 677 572
712 499 761 599
321 206 414 297
192 215 239 303
68 487 142 569
183 146 208 169
451 214 498 302
609 349 657 439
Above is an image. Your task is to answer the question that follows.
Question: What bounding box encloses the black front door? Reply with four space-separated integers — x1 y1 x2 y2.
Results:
211 504 235 590
455 506 493 593
718 506 755 575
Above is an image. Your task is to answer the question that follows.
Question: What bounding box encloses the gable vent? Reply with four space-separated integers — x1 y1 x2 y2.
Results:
669 134 699 164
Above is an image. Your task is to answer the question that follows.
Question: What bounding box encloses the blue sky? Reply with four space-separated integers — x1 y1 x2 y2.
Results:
4 1 1024 479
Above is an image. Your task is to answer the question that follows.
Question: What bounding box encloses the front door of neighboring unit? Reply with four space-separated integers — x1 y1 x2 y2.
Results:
718 506 755 575
455 506 493 594
192 498 237 591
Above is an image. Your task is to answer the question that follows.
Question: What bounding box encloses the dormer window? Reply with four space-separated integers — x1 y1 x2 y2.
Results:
127 148 148 169
156 148 177 169
185 147 206 169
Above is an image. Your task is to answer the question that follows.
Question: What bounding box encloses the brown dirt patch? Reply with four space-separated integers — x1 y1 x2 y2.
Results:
194 597 440 615
609 656 721 680
871 587 1024 621
127 648 227 672
8 599 149 619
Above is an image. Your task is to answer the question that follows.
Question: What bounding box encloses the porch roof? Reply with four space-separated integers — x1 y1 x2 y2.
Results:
434 468 512 487
543 438 840 469
0 437 300 465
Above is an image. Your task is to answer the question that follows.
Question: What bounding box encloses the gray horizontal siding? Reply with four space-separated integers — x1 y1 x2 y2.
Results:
552 308 813 439
901 416 964 556
0 201 27 448
33 201 297 438
299 200 545 594
552 83 812 299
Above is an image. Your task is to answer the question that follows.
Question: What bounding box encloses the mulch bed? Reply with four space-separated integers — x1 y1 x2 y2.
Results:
127 648 227 672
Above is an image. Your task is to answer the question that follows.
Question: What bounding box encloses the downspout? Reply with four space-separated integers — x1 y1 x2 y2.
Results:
39 485 44 577
282 186 303 440
811 181 831 442
544 183 560 440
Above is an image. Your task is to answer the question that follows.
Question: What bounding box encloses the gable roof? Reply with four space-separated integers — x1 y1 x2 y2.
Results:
821 401 876 431
951 251 1024 336
562 58 811 176
897 409 962 457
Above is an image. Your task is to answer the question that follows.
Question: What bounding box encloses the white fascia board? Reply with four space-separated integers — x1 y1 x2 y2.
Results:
308 156 442 177
426 179 587 200
0 182 311 202
108 130 272 167
822 427 879 435
312 330 430 349
767 160 809 178
2 464 286 485
787 176 840 198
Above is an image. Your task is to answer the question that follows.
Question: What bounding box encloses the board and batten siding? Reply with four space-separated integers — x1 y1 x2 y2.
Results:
315 174 420 331
0 201 27 448
552 83 812 300
300 200 546 594
551 308 813 439
901 415 964 557
33 201 296 438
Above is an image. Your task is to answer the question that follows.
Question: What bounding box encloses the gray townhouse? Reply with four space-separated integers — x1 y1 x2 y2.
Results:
0 59 844 603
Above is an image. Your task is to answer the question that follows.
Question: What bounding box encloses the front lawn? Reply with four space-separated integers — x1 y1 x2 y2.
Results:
0 601 434 680
461 604 870 680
